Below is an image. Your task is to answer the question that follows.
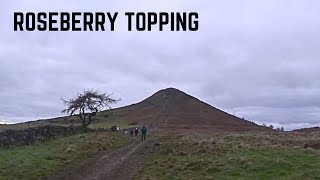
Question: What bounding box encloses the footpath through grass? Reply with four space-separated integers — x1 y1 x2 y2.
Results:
0 131 131 180
138 132 320 180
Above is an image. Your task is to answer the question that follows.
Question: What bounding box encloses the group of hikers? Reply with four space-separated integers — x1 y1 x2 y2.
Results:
127 125 148 141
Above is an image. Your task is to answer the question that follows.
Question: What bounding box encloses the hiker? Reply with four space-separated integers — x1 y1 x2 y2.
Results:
134 128 139 136
130 129 134 137
141 125 148 141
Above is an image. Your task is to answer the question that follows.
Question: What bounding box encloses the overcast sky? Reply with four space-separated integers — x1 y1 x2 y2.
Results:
0 0 319 130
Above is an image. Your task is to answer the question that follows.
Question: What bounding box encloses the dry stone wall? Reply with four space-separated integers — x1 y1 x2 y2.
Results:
0 125 91 148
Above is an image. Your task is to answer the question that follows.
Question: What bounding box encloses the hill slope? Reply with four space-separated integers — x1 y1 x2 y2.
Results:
292 126 320 133
105 88 266 132
0 88 268 132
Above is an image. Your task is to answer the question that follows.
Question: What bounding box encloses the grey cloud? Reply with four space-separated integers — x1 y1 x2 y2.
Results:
0 0 320 130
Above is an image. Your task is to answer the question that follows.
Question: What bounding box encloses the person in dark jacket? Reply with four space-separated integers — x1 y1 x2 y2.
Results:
141 125 148 141
134 128 139 136
130 129 134 137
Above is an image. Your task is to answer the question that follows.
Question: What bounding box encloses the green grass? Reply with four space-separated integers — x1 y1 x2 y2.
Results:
0 110 136 131
0 132 131 180
138 133 320 180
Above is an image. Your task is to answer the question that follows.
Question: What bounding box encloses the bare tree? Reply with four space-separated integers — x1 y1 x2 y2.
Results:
61 90 120 128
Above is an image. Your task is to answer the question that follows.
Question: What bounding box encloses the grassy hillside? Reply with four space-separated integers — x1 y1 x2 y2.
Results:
1 88 266 133
0 109 139 132
0 131 131 180
138 132 320 179
1 123 320 179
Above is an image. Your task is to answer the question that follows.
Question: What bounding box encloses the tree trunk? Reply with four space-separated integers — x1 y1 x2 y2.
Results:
79 113 87 128
84 115 92 127
79 113 94 128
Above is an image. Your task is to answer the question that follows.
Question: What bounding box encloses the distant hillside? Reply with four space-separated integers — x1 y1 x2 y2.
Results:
1 87 270 133
101 87 268 132
292 126 320 133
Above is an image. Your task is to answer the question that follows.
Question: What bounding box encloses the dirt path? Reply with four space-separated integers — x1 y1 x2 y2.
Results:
47 137 156 180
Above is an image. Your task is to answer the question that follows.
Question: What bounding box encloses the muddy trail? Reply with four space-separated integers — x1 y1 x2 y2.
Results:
46 137 158 180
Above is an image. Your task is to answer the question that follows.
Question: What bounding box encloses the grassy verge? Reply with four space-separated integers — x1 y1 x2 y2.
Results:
138 132 320 180
0 132 131 180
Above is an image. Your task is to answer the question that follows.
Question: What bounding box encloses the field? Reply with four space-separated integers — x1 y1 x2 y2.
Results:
0 110 138 132
0 131 131 180
138 131 320 180
1 127 320 179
